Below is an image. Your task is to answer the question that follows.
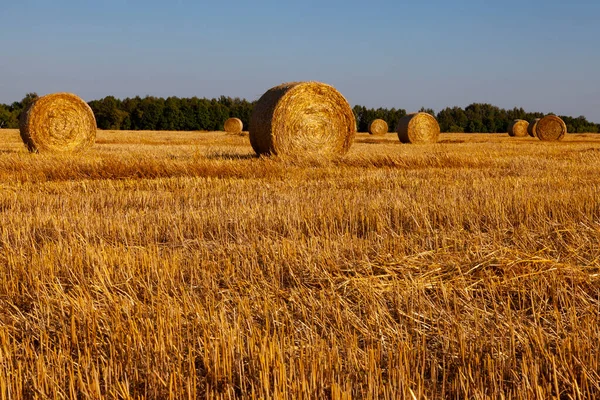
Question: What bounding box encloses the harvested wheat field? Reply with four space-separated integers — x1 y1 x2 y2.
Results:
0 128 599 399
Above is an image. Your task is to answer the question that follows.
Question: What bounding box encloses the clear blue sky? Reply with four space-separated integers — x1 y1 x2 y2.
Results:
1 0 599 122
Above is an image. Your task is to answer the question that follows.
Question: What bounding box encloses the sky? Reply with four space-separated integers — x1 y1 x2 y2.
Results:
0 0 599 122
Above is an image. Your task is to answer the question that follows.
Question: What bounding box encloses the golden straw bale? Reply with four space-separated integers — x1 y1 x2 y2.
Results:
368 119 388 135
224 117 243 134
249 81 355 158
536 115 567 141
508 119 529 137
396 112 440 144
19 92 96 153
528 118 541 137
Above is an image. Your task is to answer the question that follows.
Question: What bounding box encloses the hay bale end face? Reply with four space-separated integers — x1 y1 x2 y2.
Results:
224 117 243 134
528 118 541 137
19 93 96 153
536 115 567 141
508 119 529 137
396 112 440 144
368 119 388 135
249 81 356 158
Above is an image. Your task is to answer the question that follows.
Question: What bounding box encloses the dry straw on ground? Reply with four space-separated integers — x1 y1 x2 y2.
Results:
249 81 356 158
528 118 541 137
224 117 243 134
508 119 529 137
397 112 440 144
0 129 600 398
368 119 388 135
536 115 567 141
19 92 96 153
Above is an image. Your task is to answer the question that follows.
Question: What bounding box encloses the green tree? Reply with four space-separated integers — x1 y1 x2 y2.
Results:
89 96 128 130
195 99 212 130
437 107 468 132
134 97 164 130
209 99 229 131
0 106 16 128
352 105 366 132
3 93 599 135
160 97 184 131
419 107 435 116
18 93 39 112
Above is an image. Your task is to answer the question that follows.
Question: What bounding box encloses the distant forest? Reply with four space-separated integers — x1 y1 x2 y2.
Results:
1 93 599 133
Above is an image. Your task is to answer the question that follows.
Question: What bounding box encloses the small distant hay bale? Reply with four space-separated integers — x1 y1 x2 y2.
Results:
536 115 567 141
396 112 440 144
19 92 96 153
249 81 356 158
527 118 541 137
508 119 529 137
224 117 243 134
368 119 388 135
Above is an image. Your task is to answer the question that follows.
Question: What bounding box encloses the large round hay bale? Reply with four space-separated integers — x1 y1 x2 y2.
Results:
249 81 355 158
224 117 243 134
536 115 567 141
396 112 440 144
368 119 388 135
527 118 541 137
19 93 96 153
508 119 529 137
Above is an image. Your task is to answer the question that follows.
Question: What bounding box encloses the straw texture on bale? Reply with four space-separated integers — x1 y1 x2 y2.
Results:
528 118 541 137
508 119 529 137
396 112 440 144
224 117 243 134
536 115 567 141
368 119 388 135
249 81 356 158
19 93 96 153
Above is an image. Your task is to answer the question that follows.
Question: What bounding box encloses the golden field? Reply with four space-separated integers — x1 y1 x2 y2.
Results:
0 128 599 399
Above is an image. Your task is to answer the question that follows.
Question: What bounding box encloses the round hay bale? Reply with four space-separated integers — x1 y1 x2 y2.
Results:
536 115 567 141
249 81 355 158
368 119 388 135
224 117 243 134
527 118 541 137
508 119 529 137
396 112 440 144
19 92 96 153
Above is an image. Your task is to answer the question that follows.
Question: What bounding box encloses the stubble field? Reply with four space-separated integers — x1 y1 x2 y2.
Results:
0 128 599 399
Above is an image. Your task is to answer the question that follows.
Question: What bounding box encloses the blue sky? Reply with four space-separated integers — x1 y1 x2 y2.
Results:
1 0 599 122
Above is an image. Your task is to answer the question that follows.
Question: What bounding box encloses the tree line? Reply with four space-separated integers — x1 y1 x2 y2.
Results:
1 93 598 134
